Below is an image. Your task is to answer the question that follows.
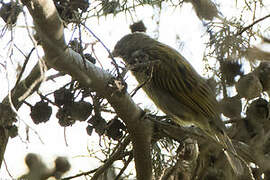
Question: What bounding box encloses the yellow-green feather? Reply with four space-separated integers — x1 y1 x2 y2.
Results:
144 43 220 125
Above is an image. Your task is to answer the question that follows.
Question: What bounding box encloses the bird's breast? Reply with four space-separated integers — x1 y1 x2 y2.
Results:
132 71 197 125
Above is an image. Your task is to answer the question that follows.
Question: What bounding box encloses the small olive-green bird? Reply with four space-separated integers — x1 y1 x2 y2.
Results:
112 32 243 175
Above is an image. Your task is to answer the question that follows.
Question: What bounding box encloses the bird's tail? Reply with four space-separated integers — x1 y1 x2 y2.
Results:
216 133 244 176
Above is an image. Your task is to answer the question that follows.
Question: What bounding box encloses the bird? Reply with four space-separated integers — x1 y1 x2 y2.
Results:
112 32 244 175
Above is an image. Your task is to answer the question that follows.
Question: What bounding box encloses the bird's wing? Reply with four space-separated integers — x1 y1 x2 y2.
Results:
144 43 220 121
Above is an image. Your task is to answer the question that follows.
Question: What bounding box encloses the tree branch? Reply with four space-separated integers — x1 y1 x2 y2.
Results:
92 136 131 180
61 168 98 180
0 63 45 167
238 14 270 35
21 0 153 179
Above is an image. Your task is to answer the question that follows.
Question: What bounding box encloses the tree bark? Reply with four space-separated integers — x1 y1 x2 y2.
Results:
18 0 153 179
0 63 45 167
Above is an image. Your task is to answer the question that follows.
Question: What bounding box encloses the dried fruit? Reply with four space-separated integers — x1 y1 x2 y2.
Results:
53 0 78 23
233 118 252 143
54 156 71 179
0 103 16 126
84 53 96 64
185 0 219 21
102 0 119 14
86 125 93 136
54 88 73 106
246 98 269 123
220 96 242 118
55 156 71 173
69 101 92 121
88 115 106 136
6 125 18 138
235 73 262 99
106 118 126 140
255 62 270 91
69 38 83 54
25 153 40 169
220 61 243 86
56 106 75 127
0 2 22 25
245 98 269 138
70 0 89 12
130 21 147 33
30 101 52 124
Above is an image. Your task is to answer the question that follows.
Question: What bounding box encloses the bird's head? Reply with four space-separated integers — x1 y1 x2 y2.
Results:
112 33 155 61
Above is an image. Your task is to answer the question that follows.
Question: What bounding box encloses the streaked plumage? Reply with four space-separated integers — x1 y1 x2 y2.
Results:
112 32 243 175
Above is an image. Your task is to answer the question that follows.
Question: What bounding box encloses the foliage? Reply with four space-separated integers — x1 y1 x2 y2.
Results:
1 0 270 179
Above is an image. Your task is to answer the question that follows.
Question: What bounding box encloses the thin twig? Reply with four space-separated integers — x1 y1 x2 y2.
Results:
161 159 180 180
37 91 60 107
18 10 47 102
5 63 45 145
3 158 14 179
22 100 33 108
91 41 104 69
131 66 154 97
81 23 121 78
14 47 35 88
64 127 68 147
91 136 131 180
61 168 98 180
115 152 133 180
238 14 270 35
14 44 27 57
46 72 65 82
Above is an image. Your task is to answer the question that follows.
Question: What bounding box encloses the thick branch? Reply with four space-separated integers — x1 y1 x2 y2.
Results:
21 0 153 179
0 63 44 167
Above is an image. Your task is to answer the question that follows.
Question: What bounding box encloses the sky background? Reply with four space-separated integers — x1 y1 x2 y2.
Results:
0 0 269 179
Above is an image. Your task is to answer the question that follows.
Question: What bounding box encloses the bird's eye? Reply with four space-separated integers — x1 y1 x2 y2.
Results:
128 57 137 65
